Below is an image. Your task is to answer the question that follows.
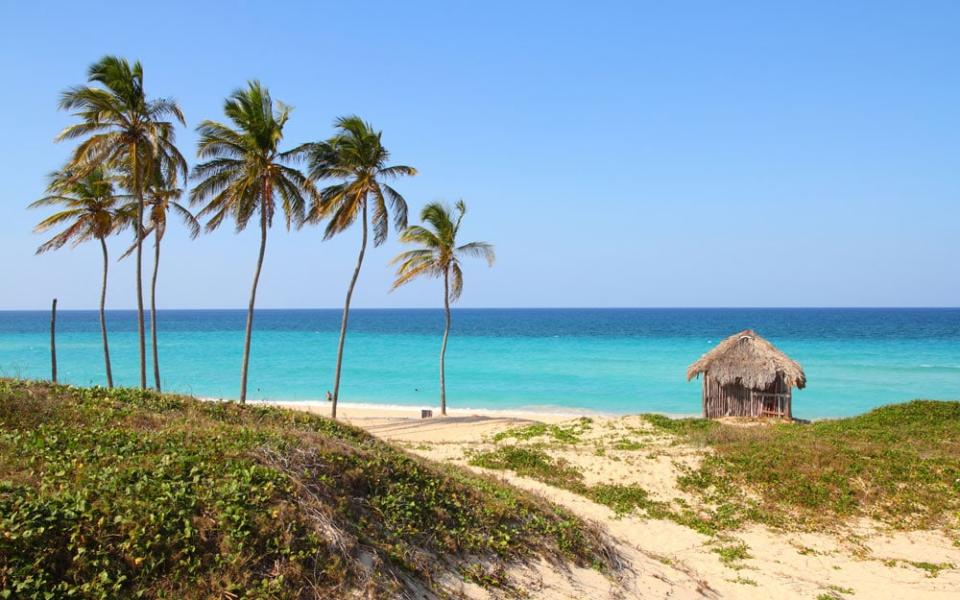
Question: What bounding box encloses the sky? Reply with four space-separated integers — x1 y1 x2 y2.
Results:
0 0 957 310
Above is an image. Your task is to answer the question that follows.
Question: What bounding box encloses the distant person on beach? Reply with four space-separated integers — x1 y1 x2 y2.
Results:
326 391 333 403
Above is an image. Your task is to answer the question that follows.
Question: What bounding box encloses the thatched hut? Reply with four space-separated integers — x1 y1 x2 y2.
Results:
687 330 805 419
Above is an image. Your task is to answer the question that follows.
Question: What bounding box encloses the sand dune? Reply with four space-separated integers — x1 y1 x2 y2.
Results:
272 402 960 599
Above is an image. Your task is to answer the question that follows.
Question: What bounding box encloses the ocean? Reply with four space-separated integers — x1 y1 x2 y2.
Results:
0 308 957 418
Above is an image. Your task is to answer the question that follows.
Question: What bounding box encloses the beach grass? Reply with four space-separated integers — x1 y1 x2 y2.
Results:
471 401 960 536
649 400 960 529
491 417 594 444
0 379 618 599
467 443 748 535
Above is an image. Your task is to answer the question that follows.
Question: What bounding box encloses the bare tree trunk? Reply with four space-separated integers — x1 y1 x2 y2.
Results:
240 202 269 404
132 145 146 390
151 233 161 391
439 268 451 416
50 298 57 384
99 237 114 388
331 201 368 420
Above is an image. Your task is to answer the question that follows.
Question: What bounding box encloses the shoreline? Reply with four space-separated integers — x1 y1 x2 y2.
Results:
223 397 702 421
250 399 621 422
193 395 879 422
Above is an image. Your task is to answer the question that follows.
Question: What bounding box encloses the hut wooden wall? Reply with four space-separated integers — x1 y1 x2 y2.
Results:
702 374 791 418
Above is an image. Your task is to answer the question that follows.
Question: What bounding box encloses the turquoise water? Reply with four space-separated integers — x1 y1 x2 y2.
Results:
0 308 957 418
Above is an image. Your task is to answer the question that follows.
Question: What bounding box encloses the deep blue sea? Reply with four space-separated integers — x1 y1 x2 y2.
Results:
0 308 957 418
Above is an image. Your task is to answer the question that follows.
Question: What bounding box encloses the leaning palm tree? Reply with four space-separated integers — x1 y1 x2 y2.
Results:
190 81 315 404
123 164 200 391
307 116 416 418
29 169 133 388
57 55 187 390
390 201 494 415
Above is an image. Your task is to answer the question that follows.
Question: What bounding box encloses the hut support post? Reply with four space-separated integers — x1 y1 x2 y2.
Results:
701 375 707 417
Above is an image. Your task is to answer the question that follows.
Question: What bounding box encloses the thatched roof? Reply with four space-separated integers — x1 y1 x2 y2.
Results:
686 330 806 390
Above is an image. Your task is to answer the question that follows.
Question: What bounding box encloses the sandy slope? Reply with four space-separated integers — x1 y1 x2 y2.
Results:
275 402 960 599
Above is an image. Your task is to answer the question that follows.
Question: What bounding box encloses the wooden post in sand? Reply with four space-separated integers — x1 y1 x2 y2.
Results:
50 298 57 383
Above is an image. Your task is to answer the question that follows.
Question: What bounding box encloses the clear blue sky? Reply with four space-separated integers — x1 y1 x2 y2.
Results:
1 0 957 309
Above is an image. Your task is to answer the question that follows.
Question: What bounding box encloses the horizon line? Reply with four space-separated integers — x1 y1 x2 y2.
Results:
2 306 959 312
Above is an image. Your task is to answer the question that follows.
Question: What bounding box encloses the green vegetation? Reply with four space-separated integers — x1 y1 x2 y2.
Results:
391 200 495 415
492 417 594 444
643 413 719 436
469 445 585 491
611 437 646 451
473 402 960 536
906 561 954 577
712 540 750 568
651 401 960 528
587 484 660 516
0 380 617 598
816 587 858 600
468 445 746 534
827 585 855 594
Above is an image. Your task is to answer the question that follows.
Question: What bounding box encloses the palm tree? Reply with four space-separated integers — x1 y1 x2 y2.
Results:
29 169 133 388
190 81 315 404
307 116 416 419
390 201 494 415
57 55 187 390
123 165 200 391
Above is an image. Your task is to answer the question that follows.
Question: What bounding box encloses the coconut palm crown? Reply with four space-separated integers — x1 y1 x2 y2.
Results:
307 115 416 244
56 57 187 184
31 169 130 252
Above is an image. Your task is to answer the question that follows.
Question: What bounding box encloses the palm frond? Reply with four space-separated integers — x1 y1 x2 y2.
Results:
36 221 89 254
381 183 408 232
370 187 390 246
449 263 464 301
379 165 417 179
456 241 496 266
191 81 308 234
170 202 201 238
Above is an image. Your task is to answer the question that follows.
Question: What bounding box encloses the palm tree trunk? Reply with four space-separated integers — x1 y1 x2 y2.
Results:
239 202 268 404
132 146 146 390
150 233 161 391
331 200 368 420
50 298 57 384
439 268 451 416
99 237 114 388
